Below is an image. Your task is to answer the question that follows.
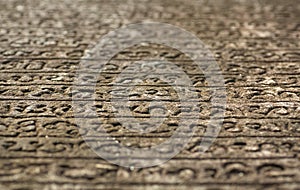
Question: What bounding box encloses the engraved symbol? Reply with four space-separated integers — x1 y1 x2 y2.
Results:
72 22 226 168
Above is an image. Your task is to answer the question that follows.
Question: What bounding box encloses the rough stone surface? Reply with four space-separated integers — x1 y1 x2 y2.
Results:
0 0 299 189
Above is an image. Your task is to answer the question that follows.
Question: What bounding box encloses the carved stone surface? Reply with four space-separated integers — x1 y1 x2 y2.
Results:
0 0 299 189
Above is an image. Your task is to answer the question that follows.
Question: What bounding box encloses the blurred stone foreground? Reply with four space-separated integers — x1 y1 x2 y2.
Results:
0 0 299 189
